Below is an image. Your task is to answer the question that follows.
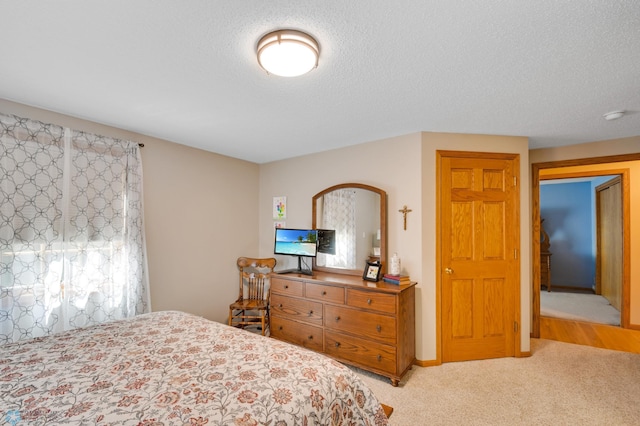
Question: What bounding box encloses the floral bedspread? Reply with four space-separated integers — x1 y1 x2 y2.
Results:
0 311 388 425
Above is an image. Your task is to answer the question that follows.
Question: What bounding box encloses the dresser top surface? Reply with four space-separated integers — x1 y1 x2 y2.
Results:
271 271 417 293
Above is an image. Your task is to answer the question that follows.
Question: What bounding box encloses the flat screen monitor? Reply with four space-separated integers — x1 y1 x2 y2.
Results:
317 229 336 255
274 228 318 275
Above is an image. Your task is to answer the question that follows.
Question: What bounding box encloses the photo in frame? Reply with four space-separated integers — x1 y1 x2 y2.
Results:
363 261 381 282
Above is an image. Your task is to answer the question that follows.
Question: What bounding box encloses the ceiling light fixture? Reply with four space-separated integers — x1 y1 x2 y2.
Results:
257 30 319 77
603 110 625 121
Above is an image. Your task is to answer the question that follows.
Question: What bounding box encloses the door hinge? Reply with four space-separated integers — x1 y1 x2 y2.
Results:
514 321 519 333
513 176 517 186
514 249 518 259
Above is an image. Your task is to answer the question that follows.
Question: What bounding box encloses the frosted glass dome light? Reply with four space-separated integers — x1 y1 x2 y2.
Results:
257 30 319 77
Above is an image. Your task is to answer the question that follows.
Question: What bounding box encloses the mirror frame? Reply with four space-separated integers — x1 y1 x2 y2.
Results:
312 183 387 276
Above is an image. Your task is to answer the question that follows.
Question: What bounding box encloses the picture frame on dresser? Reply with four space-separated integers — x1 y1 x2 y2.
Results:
363 261 381 282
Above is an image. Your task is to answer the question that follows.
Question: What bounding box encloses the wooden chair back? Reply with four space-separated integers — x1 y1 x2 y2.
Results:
237 257 277 302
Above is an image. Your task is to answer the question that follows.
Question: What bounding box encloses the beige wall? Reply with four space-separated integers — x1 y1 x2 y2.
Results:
530 136 640 164
0 99 260 324
258 132 422 269
259 131 532 361
259 133 425 350
141 139 259 322
531 136 640 325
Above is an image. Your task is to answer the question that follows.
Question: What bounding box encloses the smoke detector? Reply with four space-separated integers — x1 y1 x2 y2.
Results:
603 110 625 121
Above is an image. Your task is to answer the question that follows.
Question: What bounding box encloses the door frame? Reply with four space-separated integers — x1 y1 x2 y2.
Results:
531 154 640 337
436 150 521 363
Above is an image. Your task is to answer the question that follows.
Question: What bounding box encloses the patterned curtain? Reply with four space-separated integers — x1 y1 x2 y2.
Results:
318 189 357 269
0 113 150 345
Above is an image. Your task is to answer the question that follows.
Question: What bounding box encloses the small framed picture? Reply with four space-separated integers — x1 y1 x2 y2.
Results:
363 261 381 282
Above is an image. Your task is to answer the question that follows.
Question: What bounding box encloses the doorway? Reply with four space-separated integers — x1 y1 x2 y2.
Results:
539 174 622 326
531 154 639 340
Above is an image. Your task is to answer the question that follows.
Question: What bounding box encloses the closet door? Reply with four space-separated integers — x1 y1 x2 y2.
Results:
596 177 622 311
439 151 520 362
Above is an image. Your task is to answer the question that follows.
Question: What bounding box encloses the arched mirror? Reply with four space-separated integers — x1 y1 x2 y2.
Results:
312 183 387 276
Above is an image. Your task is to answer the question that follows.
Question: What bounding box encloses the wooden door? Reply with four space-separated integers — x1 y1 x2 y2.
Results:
439 152 519 362
596 177 622 311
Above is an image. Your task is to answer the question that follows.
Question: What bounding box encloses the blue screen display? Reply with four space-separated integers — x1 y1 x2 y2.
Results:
274 228 318 257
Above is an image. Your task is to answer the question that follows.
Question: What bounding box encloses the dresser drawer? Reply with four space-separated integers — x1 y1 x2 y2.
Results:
306 283 344 304
271 277 303 297
325 330 396 374
271 294 323 326
347 289 396 314
324 305 396 345
271 316 323 352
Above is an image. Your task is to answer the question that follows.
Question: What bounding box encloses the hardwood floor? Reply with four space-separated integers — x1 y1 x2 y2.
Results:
540 316 640 354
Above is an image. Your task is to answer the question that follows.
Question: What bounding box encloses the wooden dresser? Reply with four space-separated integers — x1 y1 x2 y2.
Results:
270 271 416 386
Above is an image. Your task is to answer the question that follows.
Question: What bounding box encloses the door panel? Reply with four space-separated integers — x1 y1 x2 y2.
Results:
484 278 505 337
483 203 505 259
451 202 473 259
451 278 473 338
440 153 519 362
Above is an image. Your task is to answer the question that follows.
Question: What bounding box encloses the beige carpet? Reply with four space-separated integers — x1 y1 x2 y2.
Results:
355 339 640 425
540 291 620 326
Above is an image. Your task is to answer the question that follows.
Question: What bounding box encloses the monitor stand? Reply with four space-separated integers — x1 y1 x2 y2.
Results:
276 256 313 276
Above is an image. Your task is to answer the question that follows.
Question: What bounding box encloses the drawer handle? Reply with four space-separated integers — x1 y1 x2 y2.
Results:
284 285 289 289
377 355 382 361
278 304 283 308
308 335 313 340
322 291 327 295
308 310 314 316
376 325 382 332
279 326 283 330
335 342 341 348
367 298 372 305
335 316 341 321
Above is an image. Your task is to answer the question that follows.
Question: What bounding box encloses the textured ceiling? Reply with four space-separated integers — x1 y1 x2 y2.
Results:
1 1 639 163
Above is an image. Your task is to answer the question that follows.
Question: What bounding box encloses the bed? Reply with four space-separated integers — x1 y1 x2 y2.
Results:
0 311 388 425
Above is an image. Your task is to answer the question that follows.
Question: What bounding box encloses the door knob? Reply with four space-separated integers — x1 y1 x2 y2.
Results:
445 267 453 274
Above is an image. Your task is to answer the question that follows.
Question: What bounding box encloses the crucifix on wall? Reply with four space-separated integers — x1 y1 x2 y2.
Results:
398 205 412 230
